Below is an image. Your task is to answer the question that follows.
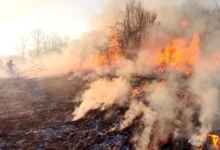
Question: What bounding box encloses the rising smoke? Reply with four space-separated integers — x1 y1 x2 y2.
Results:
72 77 130 121
3 0 219 149
70 0 220 149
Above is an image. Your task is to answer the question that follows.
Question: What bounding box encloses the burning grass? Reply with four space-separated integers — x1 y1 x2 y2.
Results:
155 33 200 76
66 26 220 149
2 31 220 149
0 70 219 150
1 0 220 150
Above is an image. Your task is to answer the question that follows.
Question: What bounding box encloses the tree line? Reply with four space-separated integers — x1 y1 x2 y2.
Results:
16 28 70 59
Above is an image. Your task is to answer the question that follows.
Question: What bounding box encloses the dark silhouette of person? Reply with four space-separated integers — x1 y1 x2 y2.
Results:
6 60 15 72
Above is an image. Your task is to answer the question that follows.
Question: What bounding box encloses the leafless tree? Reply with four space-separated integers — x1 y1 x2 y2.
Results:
17 28 70 59
16 34 28 59
113 0 157 57
199 2 220 50
30 28 45 58
43 33 69 53
180 0 220 50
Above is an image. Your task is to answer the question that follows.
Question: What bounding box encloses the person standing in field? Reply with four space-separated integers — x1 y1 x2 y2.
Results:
6 60 16 78
7 60 15 72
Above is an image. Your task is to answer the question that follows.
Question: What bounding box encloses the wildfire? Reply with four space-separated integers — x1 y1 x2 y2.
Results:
156 33 200 76
94 30 122 66
209 134 219 149
95 51 108 66
91 24 202 78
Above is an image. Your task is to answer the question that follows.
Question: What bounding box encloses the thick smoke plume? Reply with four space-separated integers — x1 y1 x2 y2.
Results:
70 0 220 149
2 0 219 149
72 77 130 121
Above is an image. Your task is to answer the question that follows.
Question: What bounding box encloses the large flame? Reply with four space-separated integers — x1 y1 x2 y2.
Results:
84 28 201 77
81 29 203 78
94 30 122 66
155 33 200 76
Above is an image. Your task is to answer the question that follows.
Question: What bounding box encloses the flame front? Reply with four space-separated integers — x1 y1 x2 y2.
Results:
94 30 122 66
155 33 200 76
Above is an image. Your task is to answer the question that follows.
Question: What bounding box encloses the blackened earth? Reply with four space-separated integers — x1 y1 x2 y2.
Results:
0 75 217 150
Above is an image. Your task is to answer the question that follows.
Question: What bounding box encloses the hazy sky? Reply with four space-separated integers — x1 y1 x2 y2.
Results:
0 0 106 56
0 0 219 56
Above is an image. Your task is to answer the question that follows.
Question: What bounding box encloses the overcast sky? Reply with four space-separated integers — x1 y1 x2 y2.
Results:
0 0 219 56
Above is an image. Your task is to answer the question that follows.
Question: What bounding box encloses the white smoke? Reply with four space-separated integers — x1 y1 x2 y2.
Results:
72 77 130 121
69 0 220 149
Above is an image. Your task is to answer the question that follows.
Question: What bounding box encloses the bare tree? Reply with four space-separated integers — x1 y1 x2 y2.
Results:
30 28 45 58
16 34 28 59
113 0 157 57
16 28 71 60
43 33 69 53
199 4 220 49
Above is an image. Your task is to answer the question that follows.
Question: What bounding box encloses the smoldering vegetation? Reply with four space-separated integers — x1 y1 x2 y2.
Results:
69 0 220 149
1 0 220 150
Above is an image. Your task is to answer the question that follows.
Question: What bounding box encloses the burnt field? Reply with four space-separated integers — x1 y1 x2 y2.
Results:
0 72 219 150
1 0 220 149
0 75 133 150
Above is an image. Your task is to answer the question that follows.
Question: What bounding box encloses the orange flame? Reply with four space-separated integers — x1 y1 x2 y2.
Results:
155 33 200 76
94 30 122 66
95 51 108 65
209 134 219 149
200 136 204 150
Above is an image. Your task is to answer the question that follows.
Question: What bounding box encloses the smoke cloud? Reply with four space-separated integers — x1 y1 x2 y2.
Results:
69 0 220 149
2 0 219 149
72 77 130 121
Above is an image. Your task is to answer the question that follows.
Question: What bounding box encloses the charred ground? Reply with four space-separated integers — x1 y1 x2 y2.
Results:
0 74 133 150
0 72 218 150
